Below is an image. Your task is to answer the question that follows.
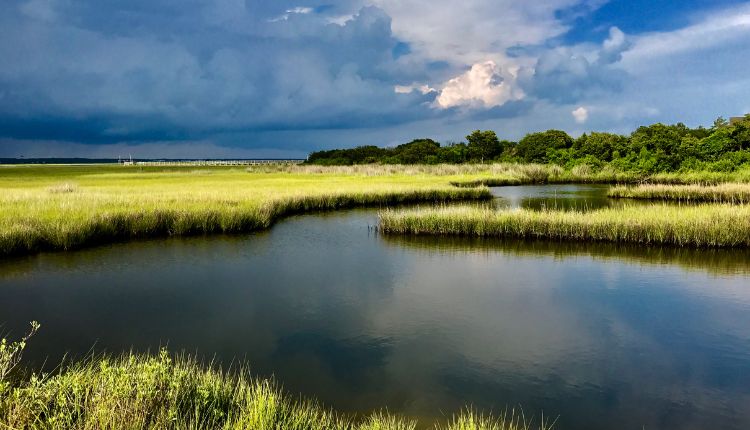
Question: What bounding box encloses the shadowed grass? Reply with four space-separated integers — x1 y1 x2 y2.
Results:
379 204 750 248
609 183 750 204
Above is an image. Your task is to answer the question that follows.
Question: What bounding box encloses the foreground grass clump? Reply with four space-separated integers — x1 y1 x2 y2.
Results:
610 183 750 204
379 204 750 248
0 329 548 430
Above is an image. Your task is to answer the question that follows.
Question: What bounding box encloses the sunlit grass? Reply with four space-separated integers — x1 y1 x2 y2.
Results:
0 165 494 256
379 204 750 248
4 163 750 256
609 183 750 204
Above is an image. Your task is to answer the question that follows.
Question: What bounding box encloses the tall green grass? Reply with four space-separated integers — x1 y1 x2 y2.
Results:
250 163 750 185
0 326 550 430
379 204 750 248
609 183 750 204
4 163 750 256
0 166 493 256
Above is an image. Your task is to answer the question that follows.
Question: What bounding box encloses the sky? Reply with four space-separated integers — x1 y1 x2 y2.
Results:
1 0 749 158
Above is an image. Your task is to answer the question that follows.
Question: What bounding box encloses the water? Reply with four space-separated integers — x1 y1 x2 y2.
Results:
2 185 750 429
491 184 652 211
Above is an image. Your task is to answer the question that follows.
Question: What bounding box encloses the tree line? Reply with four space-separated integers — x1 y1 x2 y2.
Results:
306 115 750 173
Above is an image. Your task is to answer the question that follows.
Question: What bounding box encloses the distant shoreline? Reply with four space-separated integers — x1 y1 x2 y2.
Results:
0 158 306 165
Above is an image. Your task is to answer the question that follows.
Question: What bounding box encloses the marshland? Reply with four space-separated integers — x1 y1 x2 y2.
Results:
3 162 750 429
4 163 750 257
378 204 750 247
4 0 750 425
609 182 750 203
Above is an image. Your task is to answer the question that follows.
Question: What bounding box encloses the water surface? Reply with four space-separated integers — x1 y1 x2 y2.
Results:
491 184 650 211
1 185 750 430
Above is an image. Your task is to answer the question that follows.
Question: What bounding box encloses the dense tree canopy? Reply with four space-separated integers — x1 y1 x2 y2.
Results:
516 130 573 163
466 130 502 163
306 115 750 173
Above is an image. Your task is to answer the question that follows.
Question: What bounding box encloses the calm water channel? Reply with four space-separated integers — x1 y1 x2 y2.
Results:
2 185 750 429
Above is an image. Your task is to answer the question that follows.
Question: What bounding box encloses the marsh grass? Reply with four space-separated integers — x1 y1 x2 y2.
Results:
254 163 750 184
46 182 78 194
0 328 548 430
439 409 554 430
609 183 750 204
0 166 494 256
379 204 750 248
4 163 750 256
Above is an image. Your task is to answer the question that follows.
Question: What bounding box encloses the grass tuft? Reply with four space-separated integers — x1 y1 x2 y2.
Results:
609 183 750 204
0 327 549 430
439 408 554 430
379 204 750 248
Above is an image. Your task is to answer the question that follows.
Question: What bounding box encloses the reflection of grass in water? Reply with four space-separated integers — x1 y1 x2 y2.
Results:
610 183 750 204
380 234 750 276
379 204 750 248
0 326 550 430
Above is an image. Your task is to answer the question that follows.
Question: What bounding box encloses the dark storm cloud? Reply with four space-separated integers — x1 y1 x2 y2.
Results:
0 1 440 144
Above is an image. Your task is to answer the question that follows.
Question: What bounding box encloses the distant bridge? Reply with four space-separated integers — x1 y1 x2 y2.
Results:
122 159 305 166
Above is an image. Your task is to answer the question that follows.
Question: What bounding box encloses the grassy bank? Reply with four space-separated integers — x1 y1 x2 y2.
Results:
4 163 750 256
0 332 547 430
251 163 750 185
609 183 750 204
0 165 493 256
379 204 750 248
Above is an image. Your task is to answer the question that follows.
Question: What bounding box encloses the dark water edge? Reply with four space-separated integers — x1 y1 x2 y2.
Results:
2 187 750 430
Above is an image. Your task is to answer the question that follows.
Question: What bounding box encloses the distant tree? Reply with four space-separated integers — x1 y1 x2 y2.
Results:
306 146 386 165
498 140 516 159
630 123 684 171
731 117 750 151
713 116 730 130
394 139 440 164
516 130 573 163
346 146 387 164
688 126 712 140
437 142 468 163
574 132 628 162
466 130 502 163
699 128 736 160
305 117 750 171
307 149 353 165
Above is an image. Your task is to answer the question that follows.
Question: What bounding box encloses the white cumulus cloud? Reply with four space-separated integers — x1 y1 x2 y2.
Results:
572 106 588 123
435 61 524 109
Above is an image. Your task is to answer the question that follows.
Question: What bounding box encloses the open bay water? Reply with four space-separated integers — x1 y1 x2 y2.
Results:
1 185 750 429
